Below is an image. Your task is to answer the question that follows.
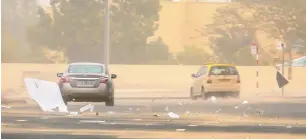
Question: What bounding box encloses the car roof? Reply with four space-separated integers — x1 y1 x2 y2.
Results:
68 62 105 66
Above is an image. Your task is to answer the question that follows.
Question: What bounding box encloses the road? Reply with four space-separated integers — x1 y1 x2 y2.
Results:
2 96 306 139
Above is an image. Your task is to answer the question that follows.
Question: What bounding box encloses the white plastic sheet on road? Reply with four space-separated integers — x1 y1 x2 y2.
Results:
24 78 68 112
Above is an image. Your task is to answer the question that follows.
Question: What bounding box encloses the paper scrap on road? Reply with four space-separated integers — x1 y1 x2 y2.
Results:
178 102 183 106
168 112 179 119
188 124 197 127
210 96 217 103
1 105 11 109
286 125 293 128
165 106 169 112
16 120 27 122
24 78 68 112
133 119 142 121
176 129 186 132
79 104 94 113
69 112 79 115
185 111 190 116
107 111 115 114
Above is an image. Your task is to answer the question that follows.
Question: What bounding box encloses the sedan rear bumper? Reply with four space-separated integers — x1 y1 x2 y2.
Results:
60 83 111 97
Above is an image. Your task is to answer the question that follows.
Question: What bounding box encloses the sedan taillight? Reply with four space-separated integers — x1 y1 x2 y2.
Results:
207 75 212 84
100 78 109 83
59 76 70 83
237 75 241 83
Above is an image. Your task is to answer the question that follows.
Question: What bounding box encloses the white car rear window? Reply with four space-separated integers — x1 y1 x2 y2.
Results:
68 65 103 73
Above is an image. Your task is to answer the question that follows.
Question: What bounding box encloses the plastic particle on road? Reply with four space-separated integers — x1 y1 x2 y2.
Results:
69 112 79 115
176 129 186 132
168 112 180 119
1 105 11 109
188 124 197 127
165 106 169 112
79 104 94 113
286 125 293 128
210 96 217 103
178 102 183 106
16 120 27 122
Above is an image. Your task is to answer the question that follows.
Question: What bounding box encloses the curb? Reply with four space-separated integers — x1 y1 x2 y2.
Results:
2 99 27 105
115 97 188 100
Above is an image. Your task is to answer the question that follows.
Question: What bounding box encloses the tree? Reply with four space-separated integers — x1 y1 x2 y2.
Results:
176 45 212 65
26 0 161 64
202 0 306 66
146 37 170 62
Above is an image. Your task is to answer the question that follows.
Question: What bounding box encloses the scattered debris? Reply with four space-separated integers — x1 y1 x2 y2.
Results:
210 96 217 103
136 108 140 111
1 105 11 109
176 129 186 132
153 114 160 117
216 109 222 113
133 119 142 121
96 112 99 116
168 112 180 119
129 108 132 111
188 124 197 127
258 124 262 126
286 125 292 128
184 111 190 116
178 102 183 106
256 108 265 115
16 120 27 122
107 111 114 114
165 106 169 112
69 112 79 115
234 106 239 109
79 104 94 113
242 100 248 104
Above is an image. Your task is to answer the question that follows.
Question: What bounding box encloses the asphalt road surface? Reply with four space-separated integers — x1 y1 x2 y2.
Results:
2 96 306 139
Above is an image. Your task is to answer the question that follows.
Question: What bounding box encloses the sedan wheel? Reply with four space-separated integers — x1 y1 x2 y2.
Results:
190 88 197 100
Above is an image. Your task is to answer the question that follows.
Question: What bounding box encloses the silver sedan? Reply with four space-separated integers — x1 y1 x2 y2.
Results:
57 62 117 106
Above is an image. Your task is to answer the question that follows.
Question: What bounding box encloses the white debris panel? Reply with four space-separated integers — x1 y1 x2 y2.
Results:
24 78 68 112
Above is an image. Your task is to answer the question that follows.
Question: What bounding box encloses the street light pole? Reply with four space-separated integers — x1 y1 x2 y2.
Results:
104 0 110 68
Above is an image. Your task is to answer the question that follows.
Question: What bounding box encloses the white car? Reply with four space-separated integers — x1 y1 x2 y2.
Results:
57 62 117 106
190 63 241 100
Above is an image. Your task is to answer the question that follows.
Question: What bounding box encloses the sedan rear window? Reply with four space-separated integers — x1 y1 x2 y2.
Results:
209 66 238 75
68 65 103 73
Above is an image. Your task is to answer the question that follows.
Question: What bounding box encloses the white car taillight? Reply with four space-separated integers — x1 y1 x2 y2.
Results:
59 76 70 83
100 78 109 83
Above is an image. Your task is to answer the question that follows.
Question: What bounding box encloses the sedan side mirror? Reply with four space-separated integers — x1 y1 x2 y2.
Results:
191 74 197 78
57 73 63 77
111 74 117 79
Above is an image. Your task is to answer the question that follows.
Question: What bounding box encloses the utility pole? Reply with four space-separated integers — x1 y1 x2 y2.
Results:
104 0 110 68
281 43 285 96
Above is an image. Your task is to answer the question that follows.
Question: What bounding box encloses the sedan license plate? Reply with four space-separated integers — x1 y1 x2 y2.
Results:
77 81 94 86
219 79 230 82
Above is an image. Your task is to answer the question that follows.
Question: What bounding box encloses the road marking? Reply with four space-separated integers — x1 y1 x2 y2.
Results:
79 120 106 123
